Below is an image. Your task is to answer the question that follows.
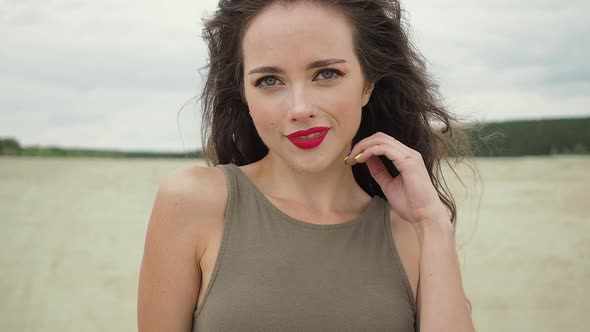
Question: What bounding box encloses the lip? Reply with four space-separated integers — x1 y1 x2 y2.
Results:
286 126 330 150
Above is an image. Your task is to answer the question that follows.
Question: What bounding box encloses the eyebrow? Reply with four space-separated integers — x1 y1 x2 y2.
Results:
247 58 347 75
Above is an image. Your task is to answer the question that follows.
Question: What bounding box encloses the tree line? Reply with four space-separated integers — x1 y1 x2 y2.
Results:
0 138 202 159
465 117 589 157
1 117 588 158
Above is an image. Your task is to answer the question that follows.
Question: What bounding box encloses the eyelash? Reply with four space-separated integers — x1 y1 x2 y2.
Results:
254 68 344 89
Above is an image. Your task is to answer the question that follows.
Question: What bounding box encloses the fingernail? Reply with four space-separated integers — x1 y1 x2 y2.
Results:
354 153 362 160
344 156 349 162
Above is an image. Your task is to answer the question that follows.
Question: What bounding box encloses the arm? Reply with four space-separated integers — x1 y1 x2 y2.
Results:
414 219 474 332
345 132 475 332
137 167 226 331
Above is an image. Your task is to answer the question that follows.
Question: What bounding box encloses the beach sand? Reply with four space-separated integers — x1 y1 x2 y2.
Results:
0 156 588 331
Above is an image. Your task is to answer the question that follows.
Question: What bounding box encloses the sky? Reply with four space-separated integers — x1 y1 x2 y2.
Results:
1 0 588 152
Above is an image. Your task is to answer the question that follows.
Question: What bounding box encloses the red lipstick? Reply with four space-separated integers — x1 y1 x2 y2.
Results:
286 127 330 150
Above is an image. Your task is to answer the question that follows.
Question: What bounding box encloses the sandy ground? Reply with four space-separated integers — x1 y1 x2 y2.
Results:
0 155 588 331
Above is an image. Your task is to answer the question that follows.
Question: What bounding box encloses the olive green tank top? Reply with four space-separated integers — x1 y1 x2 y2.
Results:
192 164 416 331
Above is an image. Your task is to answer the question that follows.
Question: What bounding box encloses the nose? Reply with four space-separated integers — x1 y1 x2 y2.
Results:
288 84 315 121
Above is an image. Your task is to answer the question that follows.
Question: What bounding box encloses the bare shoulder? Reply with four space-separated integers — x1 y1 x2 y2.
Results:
138 165 227 331
152 165 228 248
155 165 227 212
388 207 420 303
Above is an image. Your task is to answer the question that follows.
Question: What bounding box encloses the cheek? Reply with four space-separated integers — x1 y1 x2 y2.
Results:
245 94 280 133
323 87 364 120
252 110 278 133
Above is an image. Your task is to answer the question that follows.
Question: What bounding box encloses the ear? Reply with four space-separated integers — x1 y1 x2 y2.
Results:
361 81 375 107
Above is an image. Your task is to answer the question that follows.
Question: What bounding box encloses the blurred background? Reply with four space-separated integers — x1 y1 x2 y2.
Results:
1 0 588 331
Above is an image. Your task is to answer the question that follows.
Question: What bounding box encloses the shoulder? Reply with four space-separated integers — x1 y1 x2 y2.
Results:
138 166 228 330
149 165 228 257
155 165 227 205
388 206 420 304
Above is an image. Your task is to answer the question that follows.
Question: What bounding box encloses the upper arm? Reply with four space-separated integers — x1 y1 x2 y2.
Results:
137 166 226 332
389 208 421 312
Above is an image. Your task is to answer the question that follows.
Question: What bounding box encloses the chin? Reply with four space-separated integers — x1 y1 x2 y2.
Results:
284 149 342 174
264 137 347 173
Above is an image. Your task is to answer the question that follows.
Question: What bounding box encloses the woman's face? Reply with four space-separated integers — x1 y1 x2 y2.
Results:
242 2 373 172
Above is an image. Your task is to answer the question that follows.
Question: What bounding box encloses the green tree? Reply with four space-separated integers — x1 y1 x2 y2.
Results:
0 138 22 155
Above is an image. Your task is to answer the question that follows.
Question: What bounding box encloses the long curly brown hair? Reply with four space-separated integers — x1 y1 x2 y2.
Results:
200 0 476 226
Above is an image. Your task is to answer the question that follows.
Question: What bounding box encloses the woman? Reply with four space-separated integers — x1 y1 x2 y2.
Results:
138 0 476 331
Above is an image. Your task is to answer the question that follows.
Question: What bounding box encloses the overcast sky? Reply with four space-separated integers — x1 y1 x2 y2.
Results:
1 0 588 151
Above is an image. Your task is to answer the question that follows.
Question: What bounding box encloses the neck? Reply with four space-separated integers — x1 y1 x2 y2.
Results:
250 153 371 214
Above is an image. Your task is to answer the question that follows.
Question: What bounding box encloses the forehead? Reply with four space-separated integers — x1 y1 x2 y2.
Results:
242 3 356 68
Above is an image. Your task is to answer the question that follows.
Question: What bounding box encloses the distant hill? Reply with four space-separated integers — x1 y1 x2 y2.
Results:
1 116 589 158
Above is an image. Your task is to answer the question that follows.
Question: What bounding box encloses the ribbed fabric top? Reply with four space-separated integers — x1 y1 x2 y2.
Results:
192 164 416 331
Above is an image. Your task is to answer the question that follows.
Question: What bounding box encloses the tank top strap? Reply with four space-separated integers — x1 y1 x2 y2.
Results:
216 163 269 223
215 163 239 225
193 163 248 318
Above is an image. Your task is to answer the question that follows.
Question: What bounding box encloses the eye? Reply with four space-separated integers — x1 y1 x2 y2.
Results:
314 69 343 81
255 76 280 88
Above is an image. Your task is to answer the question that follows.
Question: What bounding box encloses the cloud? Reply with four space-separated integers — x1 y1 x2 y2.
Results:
404 0 590 120
0 0 588 150
0 0 216 151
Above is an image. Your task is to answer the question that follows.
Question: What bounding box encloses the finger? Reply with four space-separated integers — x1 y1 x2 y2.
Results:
349 144 405 166
347 133 398 161
365 156 393 187
346 132 421 165
350 143 426 179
